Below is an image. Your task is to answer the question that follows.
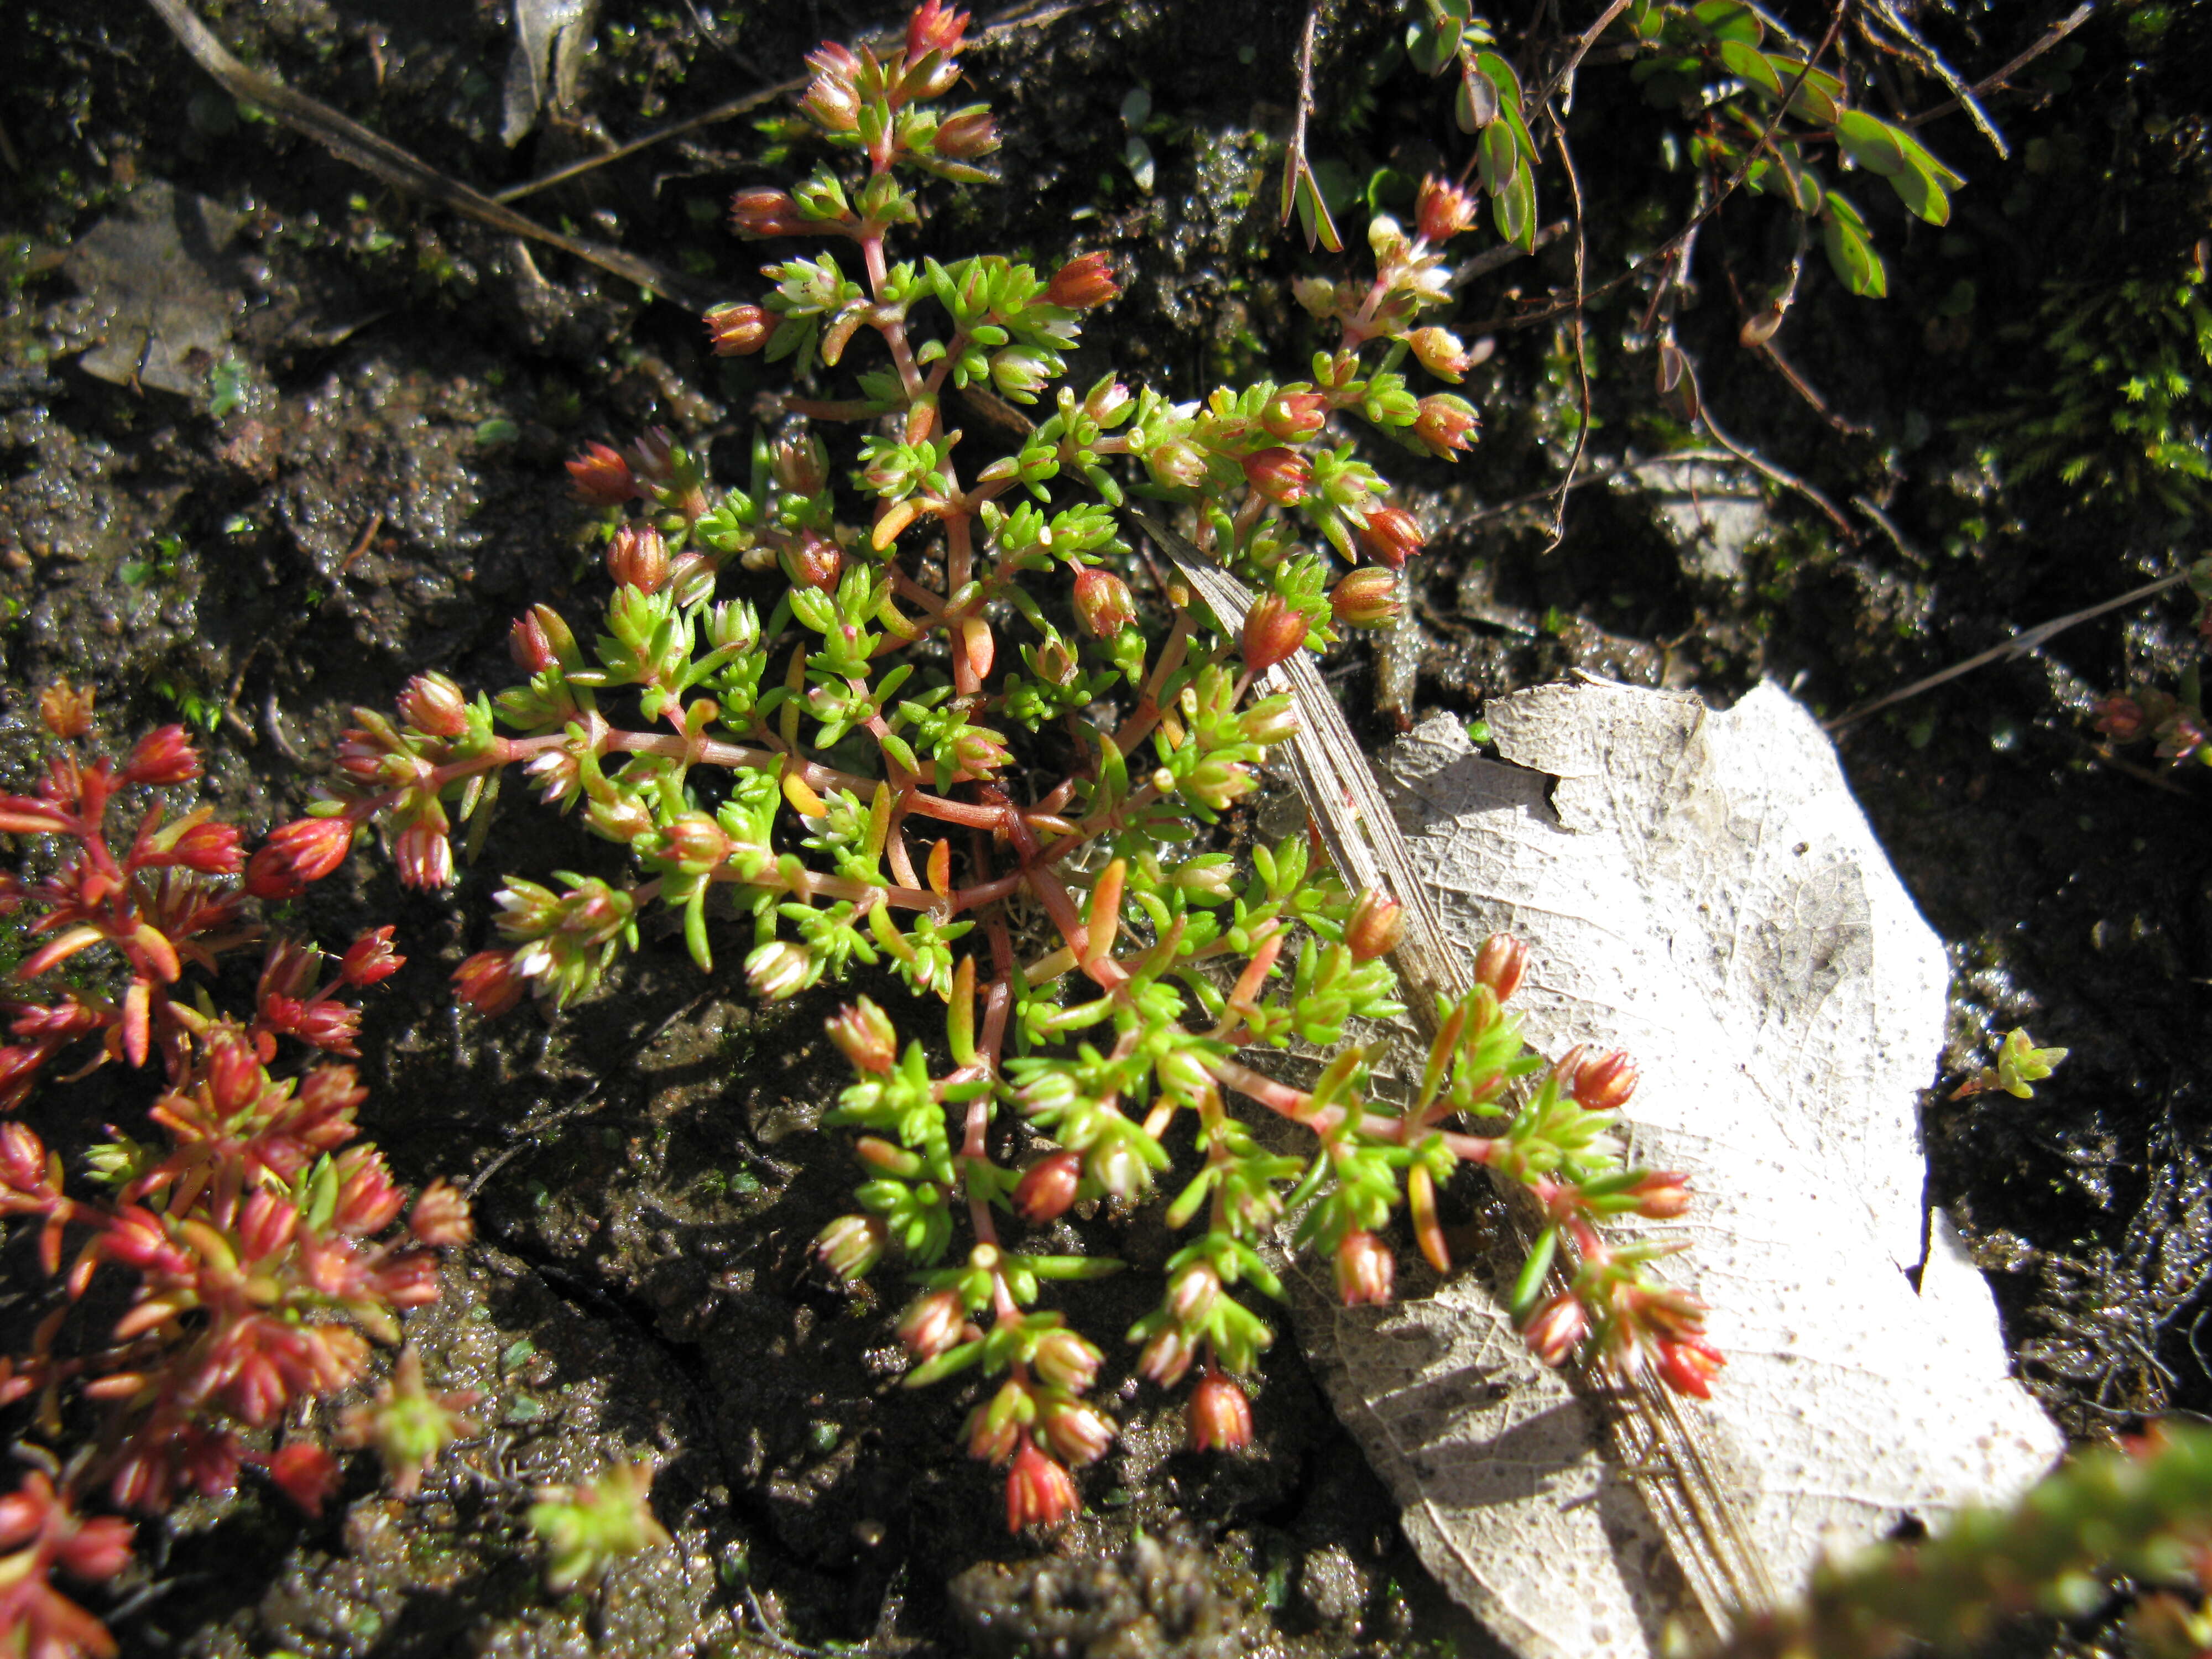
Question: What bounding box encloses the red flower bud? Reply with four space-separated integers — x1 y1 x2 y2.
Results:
1186 1370 1253 1452
268 1442 342 1516
607 523 670 593
0 1121 48 1192
1652 1333 1726 1399
1072 568 1136 638
1333 1229 1395 1306
1004 1439 1077 1531
1137 1326 1197 1388
453 948 526 1017
1412 395 1479 460
337 926 403 987
1627 1170 1692 1220
1356 504 1424 570
933 109 1000 160
123 724 201 787
895 1289 967 1361
1520 1292 1589 1367
246 816 357 900
38 680 95 740
2092 693 2147 743
56 1511 135 1583
778 529 842 592
237 1188 300 1262
773 435 829 496
705 302 774 356
1241 446 1312 505
1013 1150 1083 1225
397 671 469 740
1331 566 1404 629
1030 1328 1103 1394
1344 889 1405 961
1260 391 1328 442
410 1179 474 1246
826 998 898 1074
1039 1399 1117 1468
906 0 969 61
1240 594 1309 675
728 187 807 238
566 442 637 504
1568 1049 1640 1113
1416 174 1479 244
393 820 452 890
1045 252 1119 310
1474 932 1528 1001
800 74 861 132
170 819 244 875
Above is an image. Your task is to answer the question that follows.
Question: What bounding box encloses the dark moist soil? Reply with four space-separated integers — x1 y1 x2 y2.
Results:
3 1 2209 1655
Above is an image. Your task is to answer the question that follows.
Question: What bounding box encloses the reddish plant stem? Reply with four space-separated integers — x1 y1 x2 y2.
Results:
1202 1052 1497 1166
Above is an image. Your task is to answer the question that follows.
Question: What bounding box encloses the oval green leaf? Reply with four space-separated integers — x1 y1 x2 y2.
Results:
1887 160 1951 226
1837 109 1910 177
1719 39 1784 98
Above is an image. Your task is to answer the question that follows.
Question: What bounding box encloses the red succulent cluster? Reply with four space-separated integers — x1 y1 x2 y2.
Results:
0 697 473 1657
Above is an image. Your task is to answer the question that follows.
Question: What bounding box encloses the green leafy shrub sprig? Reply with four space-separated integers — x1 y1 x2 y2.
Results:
289 0 1717 1530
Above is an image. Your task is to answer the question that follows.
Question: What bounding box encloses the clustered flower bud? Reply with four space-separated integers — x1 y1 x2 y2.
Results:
1333 1230 1395 1306
1474 932 1529 1001
1005 1439 1077 1530
1241 447 1312 505
607 523 670 593
396 672 469 740
1240 594 1310 675
566 442 636 503
934 110 1000 160
1416 174 1479 244
1411 394 1480 460
1072 567 1135 638
1356 504 1423 570
896 1290 967 1360
705 302 773 356
827 998 899 1073
1331 566 1404 629
1344 889 1405 961
1013 1150 1083 1224
1045 253 1119 310
1185 1370 1253 1453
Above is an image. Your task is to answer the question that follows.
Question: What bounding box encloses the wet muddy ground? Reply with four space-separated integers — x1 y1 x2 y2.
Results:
3 0 2210 1654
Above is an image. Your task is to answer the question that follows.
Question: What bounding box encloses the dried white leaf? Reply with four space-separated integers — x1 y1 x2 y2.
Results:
1293 679 2061 1659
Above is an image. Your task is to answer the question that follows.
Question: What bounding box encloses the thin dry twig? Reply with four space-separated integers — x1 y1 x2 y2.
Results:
1823 570 2192 731
1693 380 1858 540
145 0 723 309
1861 0 2006 157
1452 447 1743 531
1901 2 2095 131
1543 116 1592 551
1523 0 1637 133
